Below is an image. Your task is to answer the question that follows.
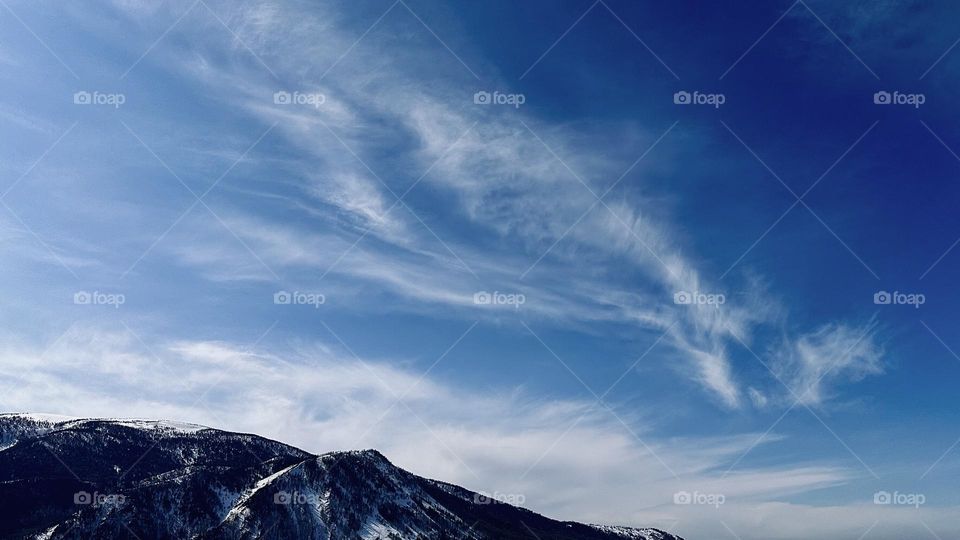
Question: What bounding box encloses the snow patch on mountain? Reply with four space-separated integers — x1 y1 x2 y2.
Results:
108 419 210 433
590 524 677 539
361 518 405 540
0 412 79 423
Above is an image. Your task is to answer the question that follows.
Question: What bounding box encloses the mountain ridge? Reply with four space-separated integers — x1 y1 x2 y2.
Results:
0 413 683 540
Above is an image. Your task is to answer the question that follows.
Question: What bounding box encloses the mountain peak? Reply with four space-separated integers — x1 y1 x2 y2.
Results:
330 447 390 460
0 413 683 540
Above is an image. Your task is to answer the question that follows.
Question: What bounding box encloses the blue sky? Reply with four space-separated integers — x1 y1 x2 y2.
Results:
1 0 959 538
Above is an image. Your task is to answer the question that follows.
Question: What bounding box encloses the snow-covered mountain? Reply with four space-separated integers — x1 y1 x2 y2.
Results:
0 413 683 540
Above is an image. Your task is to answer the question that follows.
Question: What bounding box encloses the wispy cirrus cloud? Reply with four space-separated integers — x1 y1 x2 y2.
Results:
773 319 884 407
24 0 876 410
0 0 885 411
115 0 779 408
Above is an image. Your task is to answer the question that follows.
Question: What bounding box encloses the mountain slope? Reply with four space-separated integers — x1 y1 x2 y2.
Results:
0 413 683 540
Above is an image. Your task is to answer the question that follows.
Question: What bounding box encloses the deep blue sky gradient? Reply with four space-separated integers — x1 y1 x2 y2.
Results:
1 1 959 538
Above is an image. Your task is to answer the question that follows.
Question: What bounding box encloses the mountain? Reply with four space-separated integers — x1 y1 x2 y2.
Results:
0 413 683 540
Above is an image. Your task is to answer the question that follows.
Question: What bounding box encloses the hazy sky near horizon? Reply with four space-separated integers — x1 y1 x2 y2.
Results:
1 1 960 538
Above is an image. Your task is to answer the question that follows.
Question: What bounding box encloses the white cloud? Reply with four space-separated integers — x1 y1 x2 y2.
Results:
748 387 769 408
682 346 741 409
774 320 883 406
